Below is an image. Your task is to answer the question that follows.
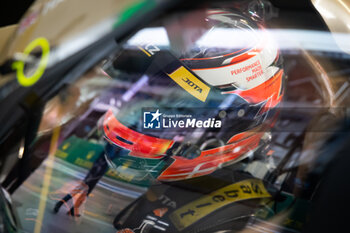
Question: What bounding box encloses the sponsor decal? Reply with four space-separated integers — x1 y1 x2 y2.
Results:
169 179 271 231
142 109 222 130
168 66 210 102
138 43 160 57
230 60 264 83
158 195 176 209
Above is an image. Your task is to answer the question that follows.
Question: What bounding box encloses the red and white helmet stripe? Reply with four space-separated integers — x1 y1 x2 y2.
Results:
182 11 279 91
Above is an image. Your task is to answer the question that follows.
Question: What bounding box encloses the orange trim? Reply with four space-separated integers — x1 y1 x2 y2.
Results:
158 133 261 181
103 110 174 157
191 48 258 71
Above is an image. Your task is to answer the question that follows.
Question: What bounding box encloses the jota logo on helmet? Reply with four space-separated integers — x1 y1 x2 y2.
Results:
143 109 222 130
167 66 211 102
182 77 203 93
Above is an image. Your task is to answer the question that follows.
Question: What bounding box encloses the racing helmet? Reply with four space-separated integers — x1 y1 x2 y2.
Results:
101 9 284 182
